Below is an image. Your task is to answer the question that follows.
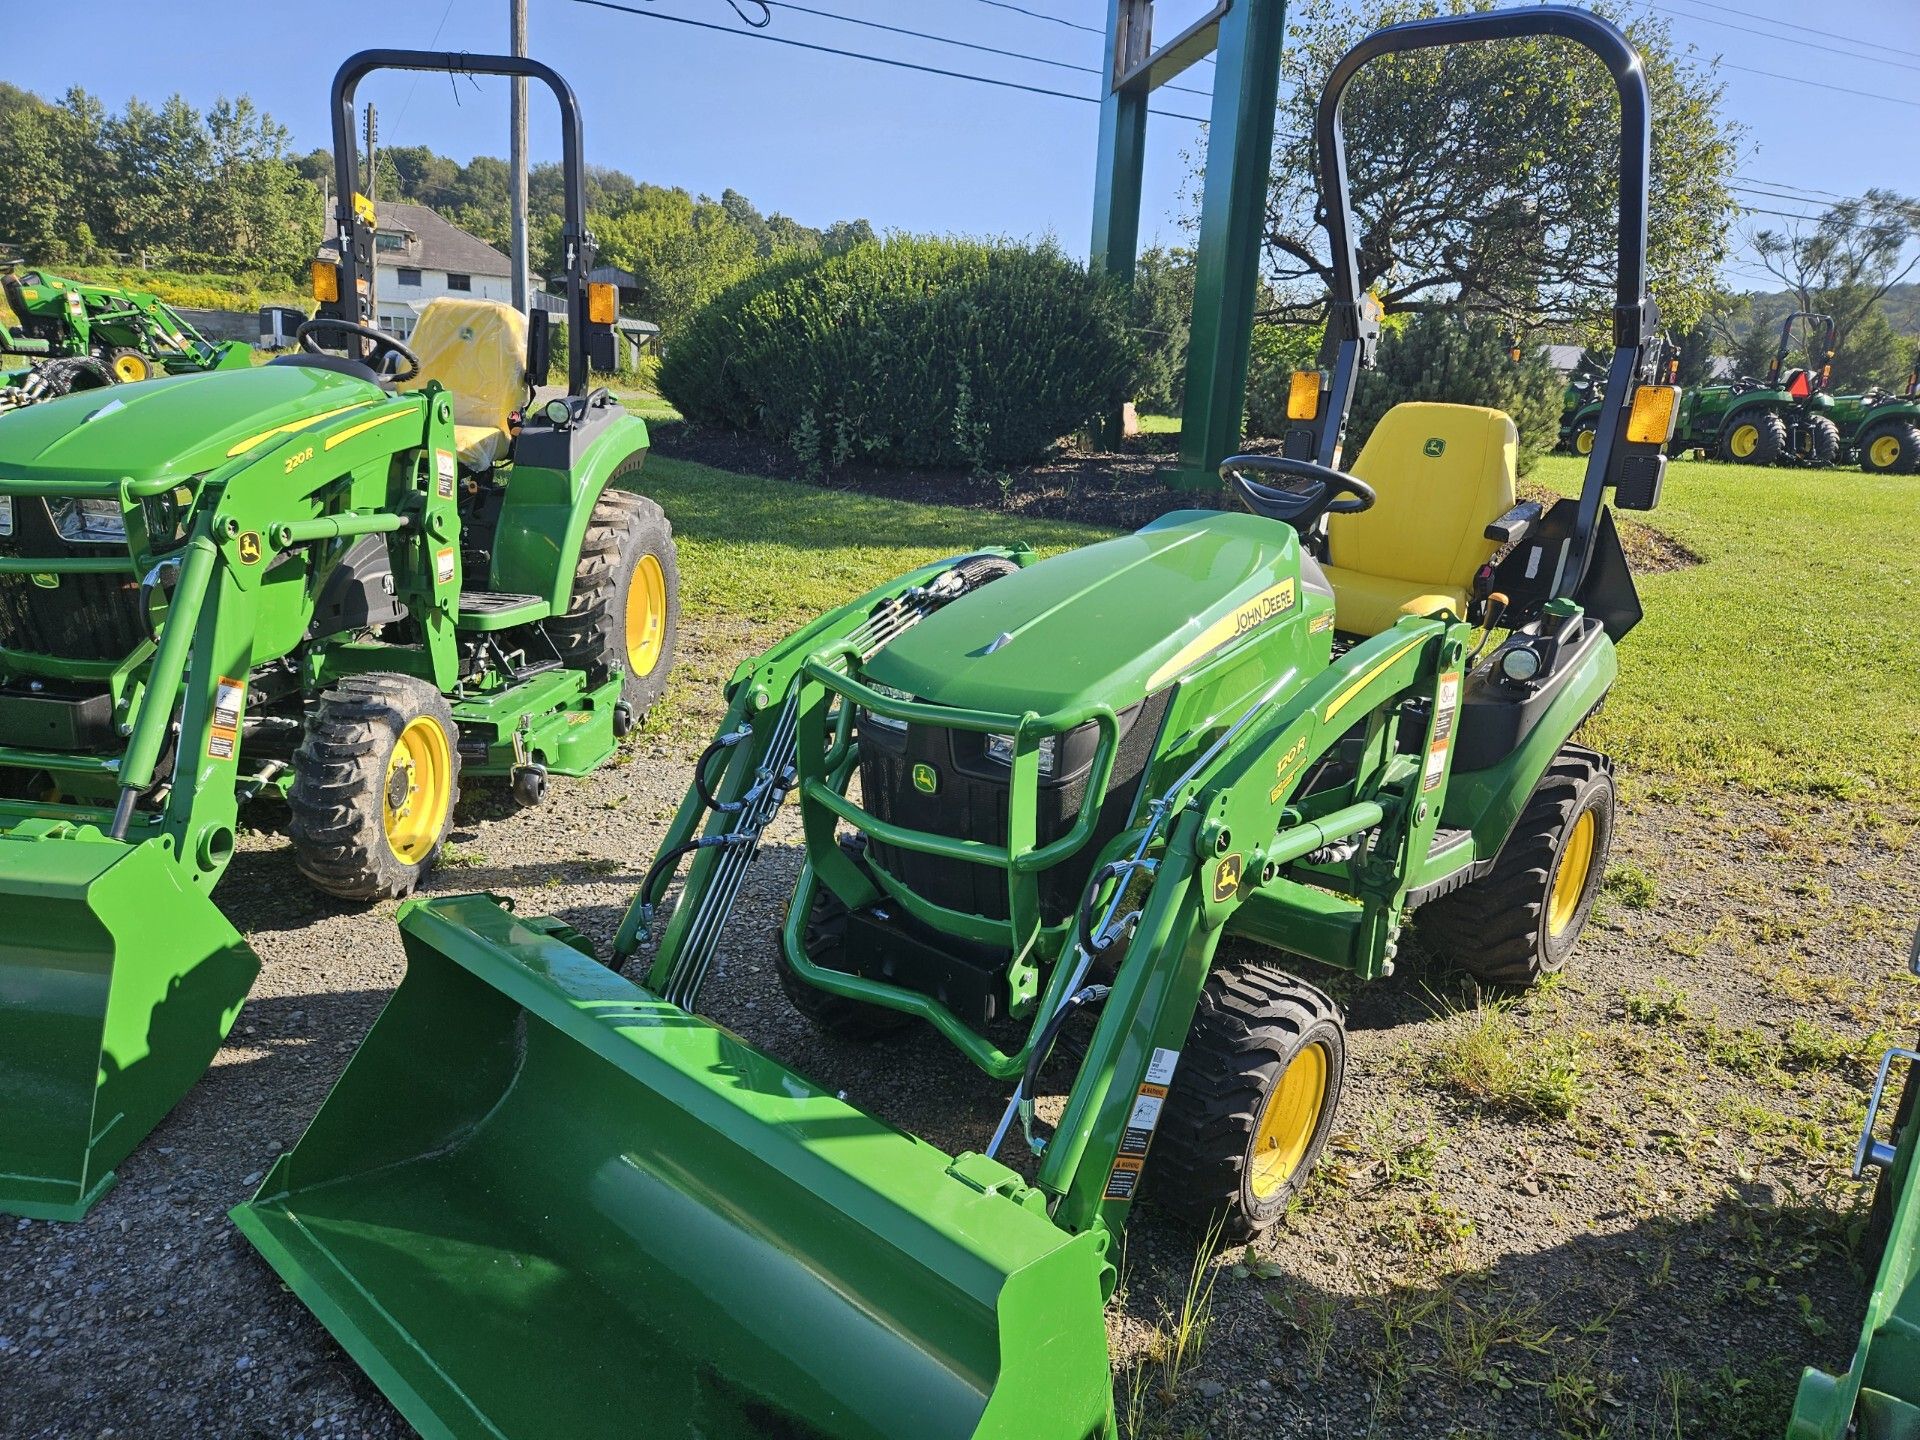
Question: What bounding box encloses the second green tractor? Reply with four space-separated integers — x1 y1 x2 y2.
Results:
231 12 1679 1440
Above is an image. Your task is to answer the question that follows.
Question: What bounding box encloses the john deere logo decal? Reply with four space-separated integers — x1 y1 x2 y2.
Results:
1423 437 1447 457
1212 853 1244 903
911 762 939 795
236 530 263 565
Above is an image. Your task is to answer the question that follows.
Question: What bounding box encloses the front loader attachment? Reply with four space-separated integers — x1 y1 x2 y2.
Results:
233 894 1115 1440
0 821 258 1219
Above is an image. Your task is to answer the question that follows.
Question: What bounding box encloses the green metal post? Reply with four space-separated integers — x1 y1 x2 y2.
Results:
1172 0 1289 489
1090 0 1149 447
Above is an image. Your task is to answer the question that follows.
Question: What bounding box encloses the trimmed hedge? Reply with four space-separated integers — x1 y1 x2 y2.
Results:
658 236 1138 471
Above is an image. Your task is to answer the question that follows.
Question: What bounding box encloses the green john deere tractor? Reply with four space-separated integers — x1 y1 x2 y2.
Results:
0 49 679 1222
1786 925 1920 1440
1830 346 1920 476
1 265 254 386
232 12 1674 1439
1670 310 1841 466
1559 369 1606 455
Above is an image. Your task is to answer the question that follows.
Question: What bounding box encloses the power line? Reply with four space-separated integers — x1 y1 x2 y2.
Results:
763 0 1211 97
1717 59 1920 110
562 0 1215 122
1656 0 1920 63
1648 0 1920 72
1734 173 1851 202
953 0 1104 37
394 0 461 127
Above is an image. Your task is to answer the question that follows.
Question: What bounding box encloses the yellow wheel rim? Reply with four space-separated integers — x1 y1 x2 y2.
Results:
111 353 150 383
1249 1043 1329 1199
383 715 452 864
1728 423 1759 459
1547 809 1597 937
1869 434 1902 469
1575 427 1595 455
625 552 666 676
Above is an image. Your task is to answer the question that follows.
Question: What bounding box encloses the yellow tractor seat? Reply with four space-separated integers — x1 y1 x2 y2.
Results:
1322 402 1519 636
401 297 528 471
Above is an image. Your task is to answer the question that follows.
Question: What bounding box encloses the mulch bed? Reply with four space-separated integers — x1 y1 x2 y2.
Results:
653 418 1701 574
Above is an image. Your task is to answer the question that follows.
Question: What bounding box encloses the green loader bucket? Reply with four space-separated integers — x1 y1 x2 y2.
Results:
233 894 1115 1440
0 820 258 1219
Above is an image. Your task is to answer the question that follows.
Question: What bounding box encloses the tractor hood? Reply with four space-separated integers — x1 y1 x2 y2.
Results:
867 510 1310 718
0 363 390 486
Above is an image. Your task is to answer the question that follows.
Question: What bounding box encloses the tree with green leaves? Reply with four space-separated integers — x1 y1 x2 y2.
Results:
1251 0 1738 339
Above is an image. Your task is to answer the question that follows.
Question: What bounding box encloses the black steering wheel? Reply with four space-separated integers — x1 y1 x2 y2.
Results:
296 317 421 383
1220 454 1375 532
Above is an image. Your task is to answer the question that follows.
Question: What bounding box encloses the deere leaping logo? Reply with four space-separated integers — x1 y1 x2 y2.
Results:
1422 437 1447 457
911 762 939 795
236 531 263 565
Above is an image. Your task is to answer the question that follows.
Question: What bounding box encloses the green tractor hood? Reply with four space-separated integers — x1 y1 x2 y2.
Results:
866 510 1311 716
0 363 390 484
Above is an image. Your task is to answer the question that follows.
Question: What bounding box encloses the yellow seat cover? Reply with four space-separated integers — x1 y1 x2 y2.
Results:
402 298 528 470
1323 402 1518 636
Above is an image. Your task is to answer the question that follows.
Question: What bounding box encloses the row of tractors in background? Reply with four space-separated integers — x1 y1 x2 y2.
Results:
0 264 253 412
1560 311 1920 474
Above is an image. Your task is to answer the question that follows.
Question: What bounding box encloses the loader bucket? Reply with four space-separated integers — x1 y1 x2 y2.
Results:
0 820 258 1220
233 894 1115 1440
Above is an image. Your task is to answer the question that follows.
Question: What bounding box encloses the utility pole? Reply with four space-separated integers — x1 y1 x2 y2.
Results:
364 102 378 324
509 0 530 313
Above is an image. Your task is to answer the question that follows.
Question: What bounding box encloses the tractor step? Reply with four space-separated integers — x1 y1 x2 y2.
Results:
456 591 549 631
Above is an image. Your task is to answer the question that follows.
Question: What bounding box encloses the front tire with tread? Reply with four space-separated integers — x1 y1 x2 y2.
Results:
1149 966 1347 1240
288 673 460 901
1720 409 1786 466
1861 422 1920 475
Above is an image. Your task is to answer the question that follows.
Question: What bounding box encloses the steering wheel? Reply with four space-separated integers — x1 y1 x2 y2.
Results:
295 317 421 383
1220 454 1375 532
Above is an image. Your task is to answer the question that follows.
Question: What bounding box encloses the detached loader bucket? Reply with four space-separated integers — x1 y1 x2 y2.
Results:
0 820 258 1219
233 895 1115 1440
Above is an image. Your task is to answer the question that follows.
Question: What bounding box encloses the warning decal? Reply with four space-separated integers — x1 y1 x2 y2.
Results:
1105 1048 1182 1198
436 449 457 499
208 675 245 760
436 547 457 585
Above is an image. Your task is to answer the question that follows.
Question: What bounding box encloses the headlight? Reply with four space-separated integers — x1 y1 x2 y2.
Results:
858 682 915 734
140 483 199 552
0 496 12 537
984 731 1059 778
50 497 127 544
1498 645 1543 683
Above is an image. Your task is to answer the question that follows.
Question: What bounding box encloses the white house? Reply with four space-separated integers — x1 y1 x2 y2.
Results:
318 200 516 339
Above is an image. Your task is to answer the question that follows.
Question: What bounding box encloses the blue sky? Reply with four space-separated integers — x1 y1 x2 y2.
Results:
5 0 1916 294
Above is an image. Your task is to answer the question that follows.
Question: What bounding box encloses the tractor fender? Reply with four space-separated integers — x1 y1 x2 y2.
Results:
1439 630 1617 863
489 408 652 611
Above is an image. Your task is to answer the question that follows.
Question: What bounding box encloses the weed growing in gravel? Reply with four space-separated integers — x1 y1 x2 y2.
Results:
1160 1215 1227 1398
1623 979 1690 1025
1603 863 1659 910
1427 1003 1590 1121
1781 1018 1880 1077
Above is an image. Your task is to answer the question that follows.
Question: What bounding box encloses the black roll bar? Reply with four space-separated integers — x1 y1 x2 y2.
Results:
1307 6 1660 598
329 50 596 396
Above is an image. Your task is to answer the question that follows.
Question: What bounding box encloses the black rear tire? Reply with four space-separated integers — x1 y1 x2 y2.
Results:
775 843 916 1041
1861 422 1920 476
288 673 461 901
548 463 680 723
1148 967 1346 1240
1720 409 1786 466
1419 746 1615 987
1802 414 1841 468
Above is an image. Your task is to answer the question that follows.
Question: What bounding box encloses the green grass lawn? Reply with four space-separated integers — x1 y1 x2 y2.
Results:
1531 454 1920 808
631 449 1919 811
1134 412 1181 435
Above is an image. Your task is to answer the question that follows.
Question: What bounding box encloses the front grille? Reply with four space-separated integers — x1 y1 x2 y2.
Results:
0 496 145 661
857 690 1170 927
0 570 146 660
